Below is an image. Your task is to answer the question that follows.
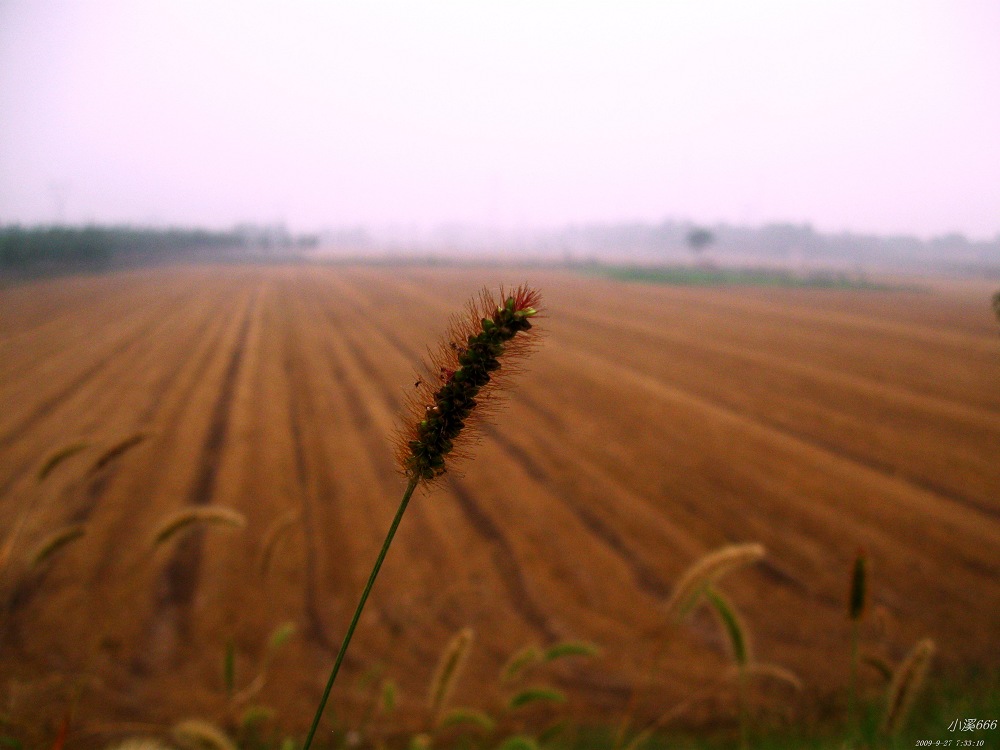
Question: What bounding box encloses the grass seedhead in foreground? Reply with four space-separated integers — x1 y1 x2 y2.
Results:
171 718 237 750
428 628 474 725
27 524 86 570
150 507 247 549
663 543 765 622
617 544 764 747
847 550 868 739
422 633 594 749
302 285 542 750
36 441 90 482
882 638 935 736
703 587 751 749
104 741 174 750
87 432 149 477
394 285 541 482
258 510 300 577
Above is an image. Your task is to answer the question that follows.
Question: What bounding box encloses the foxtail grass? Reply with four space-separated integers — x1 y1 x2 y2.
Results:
617 543 765 750
729 662 802 692
882 638 935 735
257 509 299 576
704 587 751 749
428 628 474 724
223 638 236 698
229 621 297 706
705 587 749 667
439 707 496 733
36 441 89 482
664 543 766 622
150 506 246 549
507 687 567 710
302 285 541 750
502 645 544 683
863 653 894 682
171 718 237 750
847 549 868 736
104 740 173 750
28 524 86 569
87 432 149 477
543 641 600 661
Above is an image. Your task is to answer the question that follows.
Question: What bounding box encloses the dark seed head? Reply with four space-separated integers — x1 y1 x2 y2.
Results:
393 285 541 483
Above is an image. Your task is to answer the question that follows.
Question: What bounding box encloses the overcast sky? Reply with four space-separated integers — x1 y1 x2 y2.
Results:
1 1 998 239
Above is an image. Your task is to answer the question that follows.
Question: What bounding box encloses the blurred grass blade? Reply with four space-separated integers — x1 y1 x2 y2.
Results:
269 621 296 652
665 543 765 622
29 524 86 569
151 507 246 549
863 653 894 682
223 638 235 698
501 644 542 682
37 442 89 482
543 640 600 662
171 718 237 750
88 432 148 477
381 679 397 714
507 687 567 710
258 510 299 577
497 736 539 750
428 628 474 722
705 587 749 666
439 708 495 732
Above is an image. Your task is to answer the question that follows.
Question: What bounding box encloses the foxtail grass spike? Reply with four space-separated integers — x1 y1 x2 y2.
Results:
882 638 935 735
104 741 175 750
171 718 237 750
393 285 541 483
150 506 246 548
664 543 765 621
847 549 868 736
428 628 474 722
863 653 894 682
302 285 541 750
731 662 803 691
849 550 868 621
258 509 299 576
302 285 543 750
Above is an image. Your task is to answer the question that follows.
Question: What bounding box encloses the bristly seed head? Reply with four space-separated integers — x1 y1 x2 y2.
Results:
394 285 541 483
848 548 868 621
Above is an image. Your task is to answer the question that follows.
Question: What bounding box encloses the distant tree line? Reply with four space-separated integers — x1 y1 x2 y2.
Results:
0 225 245 274
542 221 1000 273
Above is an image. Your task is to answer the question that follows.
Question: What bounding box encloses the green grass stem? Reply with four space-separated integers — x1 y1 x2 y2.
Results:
301 475 419 750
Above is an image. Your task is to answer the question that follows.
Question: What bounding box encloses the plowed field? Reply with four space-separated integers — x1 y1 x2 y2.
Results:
1 264 997 737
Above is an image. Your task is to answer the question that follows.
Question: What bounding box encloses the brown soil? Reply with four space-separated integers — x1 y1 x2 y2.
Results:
0 264 996 742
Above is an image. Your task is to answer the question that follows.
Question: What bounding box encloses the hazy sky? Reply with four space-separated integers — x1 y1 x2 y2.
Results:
1 1 999 238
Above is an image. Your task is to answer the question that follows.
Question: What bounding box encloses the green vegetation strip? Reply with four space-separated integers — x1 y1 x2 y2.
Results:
583 264 893 289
